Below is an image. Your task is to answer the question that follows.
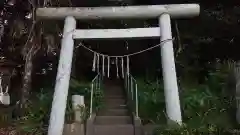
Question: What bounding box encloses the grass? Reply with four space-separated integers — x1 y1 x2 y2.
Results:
0 77 104 134
137 78 166 125
136 62 239 134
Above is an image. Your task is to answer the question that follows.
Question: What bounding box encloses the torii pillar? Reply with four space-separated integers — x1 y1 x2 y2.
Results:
36 4 200 135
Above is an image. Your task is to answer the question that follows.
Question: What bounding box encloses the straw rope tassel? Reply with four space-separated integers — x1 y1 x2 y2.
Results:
121 57 124 78
92 53 96 72
102 55 105 76
97 54 100 73
116 57 119 78
0 77 2 94
127 56 129 75
5 86 8 94
107 56 110 78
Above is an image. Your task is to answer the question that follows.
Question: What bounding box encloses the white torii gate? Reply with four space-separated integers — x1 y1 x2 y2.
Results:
36 4 200 135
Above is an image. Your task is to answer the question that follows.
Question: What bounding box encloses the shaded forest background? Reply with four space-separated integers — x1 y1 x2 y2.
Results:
0 0 240 113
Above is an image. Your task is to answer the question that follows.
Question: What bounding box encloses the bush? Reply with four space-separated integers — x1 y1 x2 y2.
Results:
10 78 103 134
137 62 238 134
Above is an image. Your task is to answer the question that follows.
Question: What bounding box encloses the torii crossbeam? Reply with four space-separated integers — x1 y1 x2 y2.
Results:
36 4 199 19
35 4 200 135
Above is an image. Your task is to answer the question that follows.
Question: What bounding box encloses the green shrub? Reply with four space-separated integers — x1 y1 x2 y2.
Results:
136 63 237 133
13 78 103 134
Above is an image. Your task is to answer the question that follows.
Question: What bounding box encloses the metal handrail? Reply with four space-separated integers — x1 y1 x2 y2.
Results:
90 73 102 117
124 72 139 118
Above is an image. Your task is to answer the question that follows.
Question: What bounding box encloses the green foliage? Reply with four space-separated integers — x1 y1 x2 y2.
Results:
92 86 104 112
69 78 104 112
153 124 237 135
14 89 53 134
10 78 103 134
0 107 14 123
137 78 166 124
137 62 238 134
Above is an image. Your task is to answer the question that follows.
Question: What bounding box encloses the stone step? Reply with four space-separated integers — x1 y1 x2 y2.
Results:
104 103 127 109
104 91 125 95
104 94 125 98
104 87 124 90
98 108 129 116
104 98 126 104
105 95 125 99
95 116 132 125
94 125 134 135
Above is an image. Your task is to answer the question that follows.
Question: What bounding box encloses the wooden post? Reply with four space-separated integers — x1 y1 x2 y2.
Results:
159 13 182 125
48 16 76 135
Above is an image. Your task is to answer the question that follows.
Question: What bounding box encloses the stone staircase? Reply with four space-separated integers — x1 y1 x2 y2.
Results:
87 79 141 135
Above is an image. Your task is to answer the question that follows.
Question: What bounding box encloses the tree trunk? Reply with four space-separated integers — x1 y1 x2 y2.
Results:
21 52 32 108
20 45 39 115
